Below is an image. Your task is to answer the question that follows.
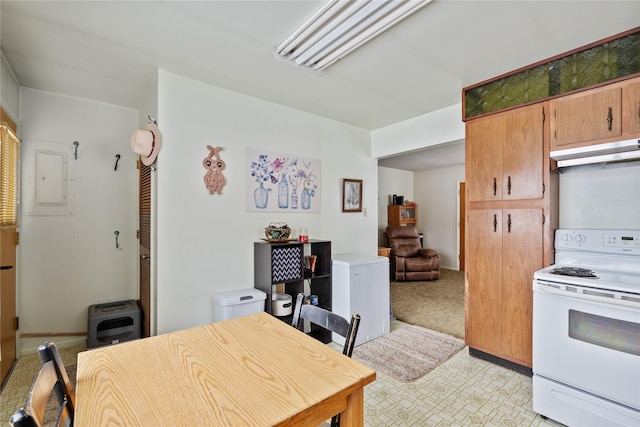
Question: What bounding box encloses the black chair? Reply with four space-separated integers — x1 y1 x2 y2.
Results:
9 342 75 427
291 293 360 427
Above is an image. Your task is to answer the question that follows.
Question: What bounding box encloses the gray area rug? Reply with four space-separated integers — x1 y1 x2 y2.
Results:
352 325 464 382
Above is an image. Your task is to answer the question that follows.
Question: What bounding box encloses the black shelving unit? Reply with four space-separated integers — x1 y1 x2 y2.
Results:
254 239 332 343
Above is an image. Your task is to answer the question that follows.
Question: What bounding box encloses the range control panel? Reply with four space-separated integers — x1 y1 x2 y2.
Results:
555 229 640 254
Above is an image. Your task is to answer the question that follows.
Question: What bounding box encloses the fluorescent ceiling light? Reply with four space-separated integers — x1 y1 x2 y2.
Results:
277 0 433 71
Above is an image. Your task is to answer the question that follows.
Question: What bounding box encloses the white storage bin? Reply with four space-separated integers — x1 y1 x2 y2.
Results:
212 288 266 322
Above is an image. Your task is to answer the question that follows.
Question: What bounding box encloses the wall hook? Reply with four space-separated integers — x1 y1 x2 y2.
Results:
114 154 121 171
114 230 120 249
73 141 79 160
147 115 157 125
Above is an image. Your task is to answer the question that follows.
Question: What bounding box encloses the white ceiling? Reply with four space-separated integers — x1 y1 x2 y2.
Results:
1 1 639 170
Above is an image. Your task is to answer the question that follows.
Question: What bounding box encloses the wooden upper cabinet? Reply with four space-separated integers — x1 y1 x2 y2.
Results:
503 106 544 201
467 112 504 202
551 85 622 147
466 104 544 202
623 78 640 135
550 76 640 150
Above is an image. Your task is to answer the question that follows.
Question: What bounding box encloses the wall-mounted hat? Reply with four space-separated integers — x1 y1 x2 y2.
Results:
131 123 161 166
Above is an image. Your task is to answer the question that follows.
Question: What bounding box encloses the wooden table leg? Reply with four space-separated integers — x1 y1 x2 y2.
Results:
338 387 364 426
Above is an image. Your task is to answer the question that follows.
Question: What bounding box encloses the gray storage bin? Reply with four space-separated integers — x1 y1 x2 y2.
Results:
87 299 141 348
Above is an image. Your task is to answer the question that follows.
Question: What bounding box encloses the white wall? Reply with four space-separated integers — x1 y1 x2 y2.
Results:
154 71 378 334
377 166 413 245
18 89 138 353
559 165 640 229
414 165 465 269
1 52 20 123
371 104 464 159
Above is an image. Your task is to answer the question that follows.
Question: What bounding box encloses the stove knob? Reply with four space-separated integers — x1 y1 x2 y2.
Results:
562 233 572 242
576 234 586 243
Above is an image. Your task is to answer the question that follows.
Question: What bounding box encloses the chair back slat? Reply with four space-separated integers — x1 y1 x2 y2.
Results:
291 293 361 357
39 341 76 418
9 342 75 427
291 293 361 427
27 361 59 422
299 304 350 337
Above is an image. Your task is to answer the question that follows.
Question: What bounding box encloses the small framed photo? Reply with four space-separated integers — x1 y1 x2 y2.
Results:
342 179 362 213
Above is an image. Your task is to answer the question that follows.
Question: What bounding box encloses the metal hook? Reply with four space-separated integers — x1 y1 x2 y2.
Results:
115 154 121 171
147 115 157 125
73 141 79 160
114 230 120 249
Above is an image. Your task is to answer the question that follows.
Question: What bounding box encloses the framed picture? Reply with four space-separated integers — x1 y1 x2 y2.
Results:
342 179 362 212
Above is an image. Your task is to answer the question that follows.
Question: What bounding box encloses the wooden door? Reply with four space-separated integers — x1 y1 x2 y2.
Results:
0 228 17 384
138 161 151 338
623 78 640 135
0 111 18 386
459 182 465 271
465 209 502 354
503 105 544 201
501 209 542 367
551 86 622 147
466 113 504 202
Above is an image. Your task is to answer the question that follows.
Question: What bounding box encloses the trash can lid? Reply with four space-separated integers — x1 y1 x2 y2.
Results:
212 288 266 306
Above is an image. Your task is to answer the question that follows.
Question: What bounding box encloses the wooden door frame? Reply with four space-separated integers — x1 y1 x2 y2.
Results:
138 160 152 338
458 181 465 271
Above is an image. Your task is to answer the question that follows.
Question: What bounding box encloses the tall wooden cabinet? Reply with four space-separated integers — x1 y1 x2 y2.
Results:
465 102 556 369
254 239 333 343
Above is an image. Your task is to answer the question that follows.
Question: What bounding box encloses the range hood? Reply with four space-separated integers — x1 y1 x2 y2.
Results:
551 138 640 170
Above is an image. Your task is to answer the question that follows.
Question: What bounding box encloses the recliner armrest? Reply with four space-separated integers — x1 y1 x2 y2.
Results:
418 248 438 258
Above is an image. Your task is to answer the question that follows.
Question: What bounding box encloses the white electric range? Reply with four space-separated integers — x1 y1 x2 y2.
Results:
533 229 640 426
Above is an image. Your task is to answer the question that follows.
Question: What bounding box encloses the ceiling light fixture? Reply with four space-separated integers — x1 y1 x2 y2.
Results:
276 0 432 71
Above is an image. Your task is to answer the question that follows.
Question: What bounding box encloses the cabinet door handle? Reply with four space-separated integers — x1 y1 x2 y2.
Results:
507 214 512 233
493 177 497 196
493 214 498 232
507 176 512 195
607 107 613 131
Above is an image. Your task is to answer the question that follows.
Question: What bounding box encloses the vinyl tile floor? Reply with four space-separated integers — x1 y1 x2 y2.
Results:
1 321 564 427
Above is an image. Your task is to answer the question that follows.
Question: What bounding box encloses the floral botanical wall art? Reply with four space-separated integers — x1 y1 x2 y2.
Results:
246 148 321 212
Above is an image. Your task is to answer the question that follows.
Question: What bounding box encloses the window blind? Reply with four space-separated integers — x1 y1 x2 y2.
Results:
0 122 19 227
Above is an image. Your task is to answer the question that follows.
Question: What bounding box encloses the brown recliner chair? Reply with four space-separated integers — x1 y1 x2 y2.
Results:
386 226 440 281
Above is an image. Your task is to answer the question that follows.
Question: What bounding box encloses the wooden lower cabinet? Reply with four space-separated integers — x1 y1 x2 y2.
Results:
465 208 543 367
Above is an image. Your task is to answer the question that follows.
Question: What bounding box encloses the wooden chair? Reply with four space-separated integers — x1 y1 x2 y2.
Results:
9 342 76 427
291 293 360 427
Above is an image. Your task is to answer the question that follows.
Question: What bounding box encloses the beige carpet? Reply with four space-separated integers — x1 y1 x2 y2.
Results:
352 325 464 382
390 268 465 339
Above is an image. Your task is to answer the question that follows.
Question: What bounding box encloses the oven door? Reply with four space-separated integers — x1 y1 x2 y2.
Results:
533 280 640 410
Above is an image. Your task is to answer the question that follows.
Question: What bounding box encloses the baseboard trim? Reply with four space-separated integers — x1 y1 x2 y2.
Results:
468 347 532 376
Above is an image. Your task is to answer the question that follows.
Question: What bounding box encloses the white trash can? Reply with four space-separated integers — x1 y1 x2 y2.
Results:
212 288 266 322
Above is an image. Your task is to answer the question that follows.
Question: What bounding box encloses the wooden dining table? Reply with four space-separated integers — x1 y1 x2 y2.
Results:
76 312 376 426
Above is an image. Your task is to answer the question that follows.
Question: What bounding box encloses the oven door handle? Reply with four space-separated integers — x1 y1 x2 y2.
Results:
534 281 640 309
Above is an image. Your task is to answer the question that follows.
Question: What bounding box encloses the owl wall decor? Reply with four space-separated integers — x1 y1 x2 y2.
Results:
203 146 226 195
